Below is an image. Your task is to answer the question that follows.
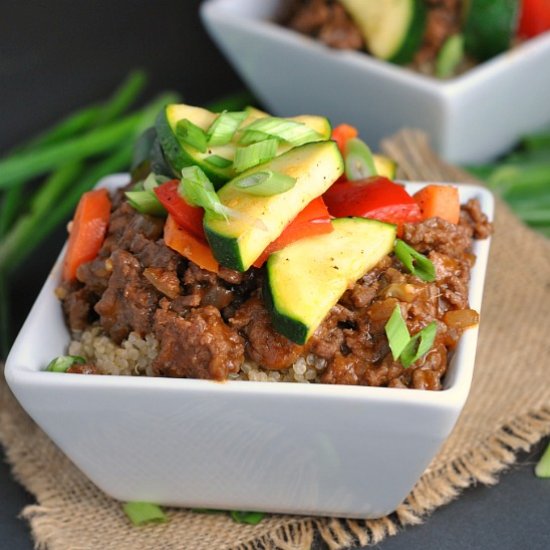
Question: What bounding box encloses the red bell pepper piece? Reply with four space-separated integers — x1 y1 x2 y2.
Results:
253 196 333 267
154 179 205 240
518 0 550 38
323 176 422 233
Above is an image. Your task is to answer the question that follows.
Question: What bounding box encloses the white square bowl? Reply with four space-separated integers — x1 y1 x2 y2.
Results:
201 0 550 164
5 176 493 518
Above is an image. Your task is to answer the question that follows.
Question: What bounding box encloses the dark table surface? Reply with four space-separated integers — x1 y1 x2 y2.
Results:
1 2 549 549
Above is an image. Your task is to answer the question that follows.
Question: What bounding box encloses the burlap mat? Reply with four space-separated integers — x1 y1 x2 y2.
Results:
1 129 549 550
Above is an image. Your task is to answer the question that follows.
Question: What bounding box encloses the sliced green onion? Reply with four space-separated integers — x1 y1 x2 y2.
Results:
400 322 437 368
229 511 265 525
175 119 208 153
385 305 410 361
394 239 436 282
143 172 170 191
46 355 86 373
233 170 296 197
125 190 166 216
436 34 464 79
238 129 272 145
179 166 235 221
204 154 232 169
207 110 247 146
240 117 322 146
344 138 377 181
122 502 167 526
233 139 278 173
535 442 550 478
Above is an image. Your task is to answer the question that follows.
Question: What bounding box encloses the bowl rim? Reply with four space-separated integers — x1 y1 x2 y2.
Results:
5 175 493 412
201 0 550 97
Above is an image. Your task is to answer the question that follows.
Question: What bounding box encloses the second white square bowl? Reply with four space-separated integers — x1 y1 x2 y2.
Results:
201 0 550 164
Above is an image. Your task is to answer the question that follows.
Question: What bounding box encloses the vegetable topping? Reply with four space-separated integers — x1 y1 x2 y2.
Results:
50 101 492 390
62 188 111 281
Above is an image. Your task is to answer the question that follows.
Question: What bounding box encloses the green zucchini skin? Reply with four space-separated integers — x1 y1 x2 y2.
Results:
155 107 229 187
203 222 245 272
389 0 427 65
156 104 333 190
463 0 519 61
341 0 426 65
265 217 397 345
204 141 344 273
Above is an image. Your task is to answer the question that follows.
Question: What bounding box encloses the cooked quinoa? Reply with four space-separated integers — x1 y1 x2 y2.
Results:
69 325 327 383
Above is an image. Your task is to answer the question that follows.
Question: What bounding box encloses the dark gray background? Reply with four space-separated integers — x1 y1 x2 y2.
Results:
1 1 549 548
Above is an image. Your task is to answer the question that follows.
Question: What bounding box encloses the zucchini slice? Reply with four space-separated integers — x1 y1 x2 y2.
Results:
265 218 397 344
463 0 519 62
204 141 344 272
340 0 426 64
156 103 331 187
373 154 398 179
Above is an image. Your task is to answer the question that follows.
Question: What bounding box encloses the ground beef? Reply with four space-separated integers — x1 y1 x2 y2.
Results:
414 0 462 65
286 0 363 50
460 198 493 239
230 296 304 370
94 249 160 344
402 217 473 258
59 284 96 331
153 305 244 380
60 189 491 390
66 363 100 375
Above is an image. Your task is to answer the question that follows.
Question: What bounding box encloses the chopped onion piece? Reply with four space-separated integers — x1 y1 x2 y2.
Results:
443 308 479 330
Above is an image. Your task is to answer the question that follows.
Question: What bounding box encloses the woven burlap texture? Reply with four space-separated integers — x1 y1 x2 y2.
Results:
1 129 549 550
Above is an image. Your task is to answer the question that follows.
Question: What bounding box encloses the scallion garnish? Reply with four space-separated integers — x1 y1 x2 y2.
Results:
400 321 437 368
125 173 168 216
233 139 278 173
192 508 265 524
238 129 272 145
385 305 438 368
125 190 166 216
175 119 208 153
385 305 410 361
142 172 170 191
230 510 265 525
206 110 247 146
178 166 236 221
204 155 232 169
240 117 322 146
233 170 296 197
344 138 377 180
535 442 550 478
394 239 436 282
46 355 86 373
122 502 168 526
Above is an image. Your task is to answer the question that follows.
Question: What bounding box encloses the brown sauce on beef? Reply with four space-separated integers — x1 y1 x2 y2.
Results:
59 189 492 389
